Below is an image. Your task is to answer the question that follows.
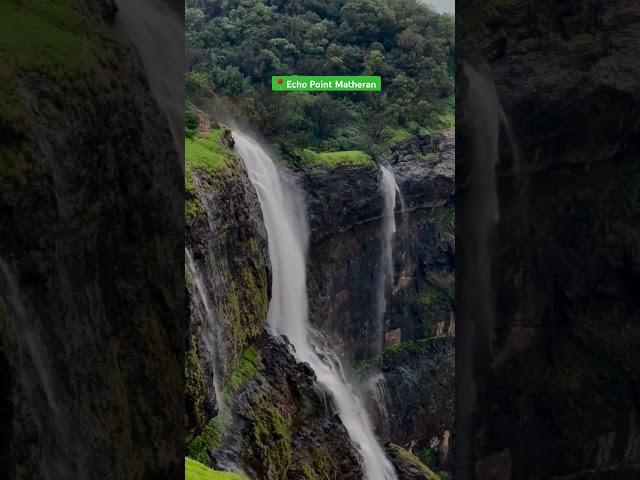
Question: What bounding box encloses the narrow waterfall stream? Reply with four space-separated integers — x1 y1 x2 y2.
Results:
462 63 503 353
376 165 402 353
0 258 74 479
185 250 225 412
234 132 398 480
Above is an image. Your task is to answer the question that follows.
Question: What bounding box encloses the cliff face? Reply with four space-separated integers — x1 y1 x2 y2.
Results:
184 125 457 479
184 127 363 480
301 133 456 474
458 0 640 478
0 1 183 478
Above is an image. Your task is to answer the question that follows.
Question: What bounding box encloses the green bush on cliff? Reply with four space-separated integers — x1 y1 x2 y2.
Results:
185 457 244 480
185 108 199 138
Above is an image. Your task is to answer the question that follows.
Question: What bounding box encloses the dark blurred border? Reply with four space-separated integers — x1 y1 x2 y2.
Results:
457 1 640 479
0 1 184 478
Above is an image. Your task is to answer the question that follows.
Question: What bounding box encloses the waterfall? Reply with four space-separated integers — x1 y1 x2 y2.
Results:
367 373 390 423
0 258 75 479
462 63 504 356
185 250 225 412
114 0 184 155
376 166 402 353
234 131 397 480
457 62 508 477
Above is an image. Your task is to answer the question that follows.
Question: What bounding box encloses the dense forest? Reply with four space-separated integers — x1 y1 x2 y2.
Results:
185 0 454 155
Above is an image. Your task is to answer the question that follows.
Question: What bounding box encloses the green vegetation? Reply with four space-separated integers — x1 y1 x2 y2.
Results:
185 129 235 174
246 400 292 479
185 0 454 154
185 457 244 480
390 444 440 480
186 348 261 464
223 269 269 373
433 206 455 231
295 148 376 169
416 281 454 309
223 346 261 397
185 122 241 218
0 0 125 184
186 415 225 464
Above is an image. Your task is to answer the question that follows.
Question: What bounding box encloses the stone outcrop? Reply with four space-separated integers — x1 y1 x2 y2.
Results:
298 132 456 474
185 127 363 479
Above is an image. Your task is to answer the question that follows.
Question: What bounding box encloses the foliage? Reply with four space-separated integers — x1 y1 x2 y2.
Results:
186 416 224 464
185 107 199 138
295 148 375 169
390 444 440 480
185 0 454 152
185 457 244 480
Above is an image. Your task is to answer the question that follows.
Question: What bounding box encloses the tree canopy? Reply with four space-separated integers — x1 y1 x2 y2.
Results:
186 0 454 154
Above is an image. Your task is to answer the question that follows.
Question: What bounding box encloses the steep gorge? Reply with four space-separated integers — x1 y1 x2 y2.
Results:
185 119 455 478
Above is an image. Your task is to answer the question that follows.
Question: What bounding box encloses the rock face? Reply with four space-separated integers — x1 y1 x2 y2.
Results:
458 1 640 478
300 133 456 474
0 1 183 478
185 127 363 479
185 129 271 438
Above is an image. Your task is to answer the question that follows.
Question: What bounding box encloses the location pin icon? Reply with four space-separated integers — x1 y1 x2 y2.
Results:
277 78 283 85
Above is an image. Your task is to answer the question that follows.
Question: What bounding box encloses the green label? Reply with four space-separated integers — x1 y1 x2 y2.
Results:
272 76 381 92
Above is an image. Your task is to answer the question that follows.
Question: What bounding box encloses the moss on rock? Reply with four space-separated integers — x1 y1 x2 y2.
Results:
245 399 293 480
389 444 440 480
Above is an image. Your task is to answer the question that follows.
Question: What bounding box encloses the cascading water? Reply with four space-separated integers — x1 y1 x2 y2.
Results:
234 131 397 480
185 250 225 412
380 166 399 290
376 166 402 352
367 373 390 423
458 61 509 478
0 258 74 479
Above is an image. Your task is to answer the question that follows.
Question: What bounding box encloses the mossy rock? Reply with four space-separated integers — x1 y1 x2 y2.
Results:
245 399 293 480
389 444 440 480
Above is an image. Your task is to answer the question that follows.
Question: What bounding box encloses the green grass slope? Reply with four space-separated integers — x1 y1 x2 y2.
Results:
185 457 244 480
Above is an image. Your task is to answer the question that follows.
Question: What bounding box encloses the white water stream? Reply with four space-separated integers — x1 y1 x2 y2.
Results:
0 258 75 479
376 165 402 353
185 249 226 412
234 132 397 480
